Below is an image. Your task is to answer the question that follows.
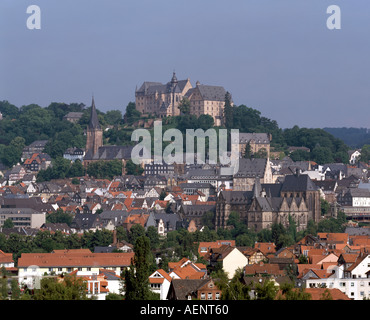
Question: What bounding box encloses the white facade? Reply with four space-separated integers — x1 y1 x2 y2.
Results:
306 277 370 300
149 270 171 300
223 248 249 279
352 196 370 207
306 255 370 300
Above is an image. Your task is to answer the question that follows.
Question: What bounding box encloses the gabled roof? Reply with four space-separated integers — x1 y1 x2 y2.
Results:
168 279 211 300
244 262 285 276
345 253 369 272
304 288 351 300
234 158 268 178
0 250 14 264
281 174 319 192
254 242 276 255
196 84 227 101
149 269 172 283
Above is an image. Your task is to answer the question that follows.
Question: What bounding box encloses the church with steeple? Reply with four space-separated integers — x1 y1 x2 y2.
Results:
84 96 103 160
82 96 151 172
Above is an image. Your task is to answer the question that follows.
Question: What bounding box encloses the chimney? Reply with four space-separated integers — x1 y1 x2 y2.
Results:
113 229 117 246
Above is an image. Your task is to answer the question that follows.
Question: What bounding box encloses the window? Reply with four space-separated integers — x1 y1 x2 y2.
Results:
215 292 220 300
200 293 206 300
207 293 213 300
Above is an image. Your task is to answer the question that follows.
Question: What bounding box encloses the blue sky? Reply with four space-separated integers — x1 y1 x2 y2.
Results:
0 0 369 129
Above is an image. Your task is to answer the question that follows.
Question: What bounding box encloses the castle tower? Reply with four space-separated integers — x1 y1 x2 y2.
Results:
85 96 103 158
170 72 178 116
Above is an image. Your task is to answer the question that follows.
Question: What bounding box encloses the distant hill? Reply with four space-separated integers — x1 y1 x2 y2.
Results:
323 127 370 149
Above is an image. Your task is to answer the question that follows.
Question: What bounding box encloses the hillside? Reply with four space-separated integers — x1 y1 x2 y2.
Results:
323 127 370 148
0 100 350 168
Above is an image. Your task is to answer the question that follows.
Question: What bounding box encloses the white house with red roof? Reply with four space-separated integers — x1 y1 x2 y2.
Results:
149 269 172 300
0 250 14 268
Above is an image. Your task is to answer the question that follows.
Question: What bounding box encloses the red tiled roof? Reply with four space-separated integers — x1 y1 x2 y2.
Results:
254 242 276 255
18 249 134 268
305 288 351 300
0 250 14 264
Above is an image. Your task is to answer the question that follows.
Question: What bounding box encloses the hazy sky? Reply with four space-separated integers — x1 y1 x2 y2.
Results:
1 0 369 129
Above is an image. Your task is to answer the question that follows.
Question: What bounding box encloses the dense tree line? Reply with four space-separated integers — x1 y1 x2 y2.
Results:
0 98 355 168
0 100 124 168
323 127 370 148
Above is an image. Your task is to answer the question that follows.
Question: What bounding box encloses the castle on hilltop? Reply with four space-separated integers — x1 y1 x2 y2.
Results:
135 72 232 126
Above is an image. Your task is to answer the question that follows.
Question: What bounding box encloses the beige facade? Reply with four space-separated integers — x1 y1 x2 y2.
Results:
232 158 273 192
135 74 231 126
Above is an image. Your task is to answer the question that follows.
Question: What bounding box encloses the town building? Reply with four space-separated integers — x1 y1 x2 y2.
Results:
17 249 134 289
215 172 321 232
135 73 232 126
0 208 45 228
237 133 272 158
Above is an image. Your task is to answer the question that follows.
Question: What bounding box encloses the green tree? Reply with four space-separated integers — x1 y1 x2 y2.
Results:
67 159 84 178
197 114 214 130
320 289 333 300
218 268 251 300
124 236 152 300
0 266 8 300
254 279 278 300
86 159 123 179
11 279 20 300
360 145 370 163
1 136 25 167
46 209 73 226
276 282 311 300
125 159 144 176
146 226 160 250
312 146 334 164
104 110 122 125
178 97 191 115
33 275 89 300
321 198 331 217
128 224 146 245
0 100 19 119
124 102 141 125
243 143 252 159
223 92 233 129
3 218 14 229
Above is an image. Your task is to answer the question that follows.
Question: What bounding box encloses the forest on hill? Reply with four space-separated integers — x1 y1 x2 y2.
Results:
323 127 370 148
0 98 351 173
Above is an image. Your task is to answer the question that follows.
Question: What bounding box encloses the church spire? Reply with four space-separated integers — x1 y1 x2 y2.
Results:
89 96 101 130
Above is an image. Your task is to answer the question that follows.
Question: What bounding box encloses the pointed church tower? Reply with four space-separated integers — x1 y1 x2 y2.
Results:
85 96 103 158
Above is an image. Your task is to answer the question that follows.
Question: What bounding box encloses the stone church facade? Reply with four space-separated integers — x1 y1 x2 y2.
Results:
215 172 321 232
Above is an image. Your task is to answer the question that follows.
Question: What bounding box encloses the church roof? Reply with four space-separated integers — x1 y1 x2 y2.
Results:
281 174 319 192
89 97 101 130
